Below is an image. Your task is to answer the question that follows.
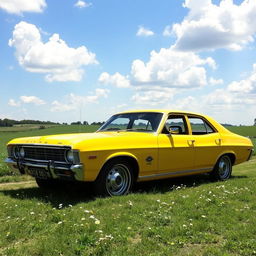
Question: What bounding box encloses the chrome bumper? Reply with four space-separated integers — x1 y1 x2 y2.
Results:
247 149 254 161
5 157 84 181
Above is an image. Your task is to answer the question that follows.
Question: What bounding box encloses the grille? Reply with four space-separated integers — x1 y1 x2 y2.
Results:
23 146 69 163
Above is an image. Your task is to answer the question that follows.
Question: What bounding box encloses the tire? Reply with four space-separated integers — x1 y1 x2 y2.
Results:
94 159 134 196
36 178 62 189
211 155 232 181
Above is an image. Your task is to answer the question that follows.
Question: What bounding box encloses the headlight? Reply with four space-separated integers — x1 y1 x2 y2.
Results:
12 146 25 159
66 149 80 164
66 150 74 163
13 146 19 159
19 147 25 158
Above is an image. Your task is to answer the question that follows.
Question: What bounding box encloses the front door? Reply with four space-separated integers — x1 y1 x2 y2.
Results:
158 115 195 175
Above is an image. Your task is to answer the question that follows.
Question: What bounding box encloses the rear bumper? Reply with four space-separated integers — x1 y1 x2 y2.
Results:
5 157 84 181
247 149 254 161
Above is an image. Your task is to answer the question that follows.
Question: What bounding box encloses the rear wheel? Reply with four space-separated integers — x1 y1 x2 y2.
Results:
94 159 134 196
211 155 232 181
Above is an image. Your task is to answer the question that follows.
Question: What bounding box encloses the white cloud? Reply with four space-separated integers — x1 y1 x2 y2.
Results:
166 95 202 113
8 99 20 107
0 0 46 14
20 96 46 105
74 1 92 8
51 89 109 112
163 25 172 37
136 26 154 37
9 21 98 82
162 88 256 125
98 72 130 88
172 0 256 51
9 96 45 106
98 47 215 88
228 64 256 93
132 87 175 106
130 47 216 88
209 77 223 86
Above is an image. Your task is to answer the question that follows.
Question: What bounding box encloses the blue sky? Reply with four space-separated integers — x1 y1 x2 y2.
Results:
1 0 256 125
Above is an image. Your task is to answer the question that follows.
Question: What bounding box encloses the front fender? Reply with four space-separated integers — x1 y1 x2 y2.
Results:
105 152 139 163
81 150 139 182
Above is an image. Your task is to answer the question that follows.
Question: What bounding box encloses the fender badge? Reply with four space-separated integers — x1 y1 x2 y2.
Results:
146 156 153 162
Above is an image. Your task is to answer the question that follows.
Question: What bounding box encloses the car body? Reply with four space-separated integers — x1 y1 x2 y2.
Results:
5 110 254 196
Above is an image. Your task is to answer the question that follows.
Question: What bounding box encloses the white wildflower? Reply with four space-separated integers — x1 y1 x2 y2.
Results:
95 219 100 225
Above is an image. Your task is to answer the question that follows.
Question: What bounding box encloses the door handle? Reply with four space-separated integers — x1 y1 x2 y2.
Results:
188 140 195 146
215 139 222 145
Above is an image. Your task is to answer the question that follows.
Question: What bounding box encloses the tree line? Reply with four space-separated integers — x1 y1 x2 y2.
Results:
0 118 104 127
0 118 58 127
70 121 104 126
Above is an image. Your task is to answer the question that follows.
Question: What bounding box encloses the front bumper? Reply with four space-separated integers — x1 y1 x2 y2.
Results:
5 157 84 181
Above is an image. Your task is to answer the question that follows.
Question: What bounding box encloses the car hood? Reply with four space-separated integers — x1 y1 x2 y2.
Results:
7 131 157 150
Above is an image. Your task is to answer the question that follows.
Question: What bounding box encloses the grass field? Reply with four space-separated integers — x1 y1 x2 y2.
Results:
0 157 255 255
0 124 57 132
0 124 255 255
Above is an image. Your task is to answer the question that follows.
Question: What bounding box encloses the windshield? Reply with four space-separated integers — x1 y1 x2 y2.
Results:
98 112 163 132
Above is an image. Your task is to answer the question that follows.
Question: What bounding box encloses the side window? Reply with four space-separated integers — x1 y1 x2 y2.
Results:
188 117 215 135
106 117 130 130
163 115 188 134
133 119 153 131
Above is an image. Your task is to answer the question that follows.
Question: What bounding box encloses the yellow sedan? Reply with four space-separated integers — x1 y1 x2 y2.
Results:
5 110 254 196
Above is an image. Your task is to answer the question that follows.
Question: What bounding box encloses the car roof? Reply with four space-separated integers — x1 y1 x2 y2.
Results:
116 109 204 116
115 109 230 134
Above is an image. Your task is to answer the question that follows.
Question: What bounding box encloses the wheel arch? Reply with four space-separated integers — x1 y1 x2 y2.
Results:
98 153 140 181
216 152 236 166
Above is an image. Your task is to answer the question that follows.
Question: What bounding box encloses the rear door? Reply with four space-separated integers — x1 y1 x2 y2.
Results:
187 116 221 170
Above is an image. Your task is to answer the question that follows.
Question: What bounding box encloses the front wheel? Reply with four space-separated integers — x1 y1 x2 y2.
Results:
94 159 134 196
211 155 232 181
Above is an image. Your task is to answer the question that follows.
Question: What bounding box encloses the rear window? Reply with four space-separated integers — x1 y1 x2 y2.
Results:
188 116 215 135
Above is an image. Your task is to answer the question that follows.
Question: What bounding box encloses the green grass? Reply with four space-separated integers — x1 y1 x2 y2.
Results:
226 126 256 155
0 124 57 132
226 125 256 137
0 157 255 255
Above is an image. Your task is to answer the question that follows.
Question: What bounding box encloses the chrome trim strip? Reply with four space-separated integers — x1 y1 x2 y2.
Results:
21 158 67 164
138 167 213 180
5 157 82 171
10 144 71 148
5 158 16 165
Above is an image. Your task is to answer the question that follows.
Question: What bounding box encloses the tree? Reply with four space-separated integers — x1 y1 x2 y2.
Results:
71 121 82 125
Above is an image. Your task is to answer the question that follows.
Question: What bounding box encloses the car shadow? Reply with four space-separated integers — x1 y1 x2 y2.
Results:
0 181 96 208
0 174 248 206
133 173 248 194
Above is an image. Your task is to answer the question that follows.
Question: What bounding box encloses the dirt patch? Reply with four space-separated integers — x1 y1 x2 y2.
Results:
0 180 35 187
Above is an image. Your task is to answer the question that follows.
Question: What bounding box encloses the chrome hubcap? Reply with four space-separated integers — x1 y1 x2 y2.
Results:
218 156 231 179
106 164 131 196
